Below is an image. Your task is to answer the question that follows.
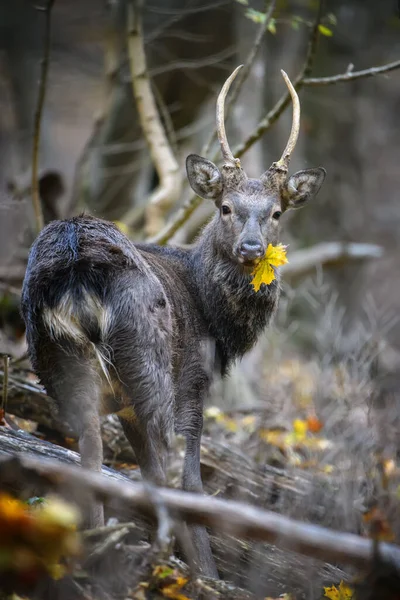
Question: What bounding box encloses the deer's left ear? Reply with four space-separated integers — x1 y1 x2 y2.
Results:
283 168 326 210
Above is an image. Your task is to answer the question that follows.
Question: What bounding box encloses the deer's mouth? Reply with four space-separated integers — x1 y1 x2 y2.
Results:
237 257 262 269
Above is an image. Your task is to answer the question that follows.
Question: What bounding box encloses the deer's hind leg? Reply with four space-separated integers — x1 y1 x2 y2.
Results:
34 343 104 528
107 280 175 487
109 298 175 555
112 342 174 487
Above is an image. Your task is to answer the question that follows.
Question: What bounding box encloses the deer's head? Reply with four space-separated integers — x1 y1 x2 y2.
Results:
186 66 326 267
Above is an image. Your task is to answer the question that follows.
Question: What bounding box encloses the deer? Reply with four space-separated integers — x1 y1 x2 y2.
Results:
21 66 326 578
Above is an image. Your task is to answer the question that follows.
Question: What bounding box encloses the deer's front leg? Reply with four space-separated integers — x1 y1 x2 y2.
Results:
175 341 218 579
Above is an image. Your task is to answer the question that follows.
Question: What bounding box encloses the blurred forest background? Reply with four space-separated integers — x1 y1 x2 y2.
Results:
1 0 400 598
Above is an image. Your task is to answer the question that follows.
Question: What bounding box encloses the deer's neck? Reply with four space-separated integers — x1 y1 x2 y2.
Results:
192 216 280 371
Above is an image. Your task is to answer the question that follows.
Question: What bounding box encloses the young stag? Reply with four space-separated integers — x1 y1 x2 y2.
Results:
21 67 325 578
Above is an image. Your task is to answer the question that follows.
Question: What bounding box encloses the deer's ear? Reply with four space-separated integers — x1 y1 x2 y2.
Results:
186 154 223 202
284 168 326 210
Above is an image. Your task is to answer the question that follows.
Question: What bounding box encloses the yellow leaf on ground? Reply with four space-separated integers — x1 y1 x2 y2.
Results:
162 577 189 600
259 428 287 450
324 580 354 599
293 418 308 440
251 243 288 292
0 493 81 582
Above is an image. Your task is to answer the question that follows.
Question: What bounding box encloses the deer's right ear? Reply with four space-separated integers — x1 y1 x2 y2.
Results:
186 154 223 202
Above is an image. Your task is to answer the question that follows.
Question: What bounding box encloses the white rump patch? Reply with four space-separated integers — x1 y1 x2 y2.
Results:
42 291 113 390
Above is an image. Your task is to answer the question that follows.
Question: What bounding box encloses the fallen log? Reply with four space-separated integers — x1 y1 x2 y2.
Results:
3 371 70 435
0 426 138 485
0 453 397 577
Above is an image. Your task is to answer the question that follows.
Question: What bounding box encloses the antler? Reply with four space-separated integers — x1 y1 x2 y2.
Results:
216 65 243 167
277 70 300 168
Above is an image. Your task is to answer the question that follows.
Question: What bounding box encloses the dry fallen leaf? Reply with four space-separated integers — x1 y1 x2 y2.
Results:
324 580 354 600
151 565 190 600
162 578 190 600
0 493 81 586
251 243 288 292
306 414 323 433
362 506 395 542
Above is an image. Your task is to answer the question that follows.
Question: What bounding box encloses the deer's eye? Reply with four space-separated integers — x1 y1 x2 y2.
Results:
221 205 231 215
272 211 282 220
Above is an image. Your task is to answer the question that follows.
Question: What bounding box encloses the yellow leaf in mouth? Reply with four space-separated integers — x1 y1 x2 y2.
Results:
250 243 288 292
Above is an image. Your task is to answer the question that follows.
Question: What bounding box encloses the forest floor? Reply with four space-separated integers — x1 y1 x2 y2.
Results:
1 345 400 600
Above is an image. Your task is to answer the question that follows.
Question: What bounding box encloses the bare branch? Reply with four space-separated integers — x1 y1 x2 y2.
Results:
233 0 323 159
303 58 400 86
201 0 277 158
145 1 230 16
282 242 384 280
2 453 400 573
125 0 181 236
148 46 237 78
31 0 55 235
152 82 179 159
303 0 324 78
1 355 10 418
148 194 202 245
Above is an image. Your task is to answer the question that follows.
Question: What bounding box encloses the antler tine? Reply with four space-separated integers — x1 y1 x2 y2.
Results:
216 65 243 166
278 70 300 168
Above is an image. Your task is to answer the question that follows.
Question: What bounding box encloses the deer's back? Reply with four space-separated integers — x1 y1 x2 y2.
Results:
22 215 147 307
22 216 210 387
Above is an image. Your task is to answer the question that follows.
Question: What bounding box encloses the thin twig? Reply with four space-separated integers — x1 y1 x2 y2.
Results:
147 185 201 244
303 58 400 85
153 82 179 159
1 355 10 418
84 526 130 568
232 0 323 159
148 45 237 78
201 0 277 158
31 0 55 235
148 482 175 558
2 454 400 572
83 522 138 539
125 0 181 236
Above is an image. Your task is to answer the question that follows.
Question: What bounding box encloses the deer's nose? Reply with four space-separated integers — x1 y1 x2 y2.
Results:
239 241 264 260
